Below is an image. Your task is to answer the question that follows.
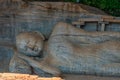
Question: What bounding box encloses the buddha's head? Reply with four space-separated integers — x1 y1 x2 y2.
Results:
16 31 45 56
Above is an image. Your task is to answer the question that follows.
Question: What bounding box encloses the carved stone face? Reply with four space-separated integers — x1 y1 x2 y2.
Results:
16 32 45 56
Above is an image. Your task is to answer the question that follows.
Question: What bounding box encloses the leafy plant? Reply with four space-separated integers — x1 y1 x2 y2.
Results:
64 0 120 16
64 0 76 2
80 0 120 16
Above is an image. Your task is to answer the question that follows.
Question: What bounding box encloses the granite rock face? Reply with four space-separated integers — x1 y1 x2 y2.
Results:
0 0 108 42
15 22 120 77
0 0 24 8
0 1 120 80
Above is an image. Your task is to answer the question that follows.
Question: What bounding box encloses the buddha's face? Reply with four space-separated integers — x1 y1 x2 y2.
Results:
16 32 45 56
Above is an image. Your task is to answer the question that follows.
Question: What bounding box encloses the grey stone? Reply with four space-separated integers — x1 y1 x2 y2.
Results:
17 22 120 77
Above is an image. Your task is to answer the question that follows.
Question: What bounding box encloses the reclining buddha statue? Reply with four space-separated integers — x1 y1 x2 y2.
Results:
9 22 120 77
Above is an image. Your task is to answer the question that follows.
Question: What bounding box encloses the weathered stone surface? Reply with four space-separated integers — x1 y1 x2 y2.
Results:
0 0 107 15
0 46 13 72
0 0 118 42
29 2 88 13
51 22 120 45
30 2 106 15
0 0 27 10
9 53 32 74
16 22 120 77
0 1 120 80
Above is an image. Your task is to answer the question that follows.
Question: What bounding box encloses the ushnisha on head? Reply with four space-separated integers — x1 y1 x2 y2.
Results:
16 31 45 56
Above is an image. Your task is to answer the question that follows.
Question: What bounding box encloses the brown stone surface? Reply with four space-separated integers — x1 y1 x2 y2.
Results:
29 2 88 13
0 0 107 16
0 73 63 80
28 2 107 15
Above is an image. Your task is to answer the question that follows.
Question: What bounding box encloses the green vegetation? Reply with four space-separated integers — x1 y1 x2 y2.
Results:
64 0 76 2
81 0 120 16
65 0 120 17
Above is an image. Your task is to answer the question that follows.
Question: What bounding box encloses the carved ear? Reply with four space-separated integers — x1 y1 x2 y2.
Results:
34 31 45 40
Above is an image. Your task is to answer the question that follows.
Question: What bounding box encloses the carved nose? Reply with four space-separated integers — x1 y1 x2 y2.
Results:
27 44 35 50
27 41 37 51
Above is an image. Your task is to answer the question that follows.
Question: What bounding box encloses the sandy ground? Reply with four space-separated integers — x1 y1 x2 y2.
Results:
0 73 120 80
0 73 62 80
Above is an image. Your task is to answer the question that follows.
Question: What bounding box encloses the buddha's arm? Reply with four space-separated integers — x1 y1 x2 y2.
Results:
51 22 120 44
